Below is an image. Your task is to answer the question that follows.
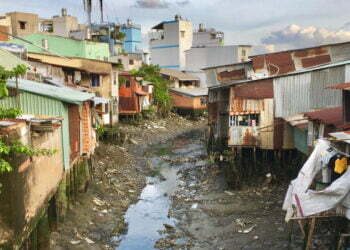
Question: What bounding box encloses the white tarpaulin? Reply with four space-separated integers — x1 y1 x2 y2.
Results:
283 139 350 221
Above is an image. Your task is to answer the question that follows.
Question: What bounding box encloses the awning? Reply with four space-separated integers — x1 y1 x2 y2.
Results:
93 97 110 106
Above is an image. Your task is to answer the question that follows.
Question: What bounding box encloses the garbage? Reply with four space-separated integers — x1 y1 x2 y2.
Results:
224 191 234 196
85 237 95 244
70 240 81 245
164 223 175 230
129 138 138 145
92 197 105 206
191 203 198 209
238 225 256 234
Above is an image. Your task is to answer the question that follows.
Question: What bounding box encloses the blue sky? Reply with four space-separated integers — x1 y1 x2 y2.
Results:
2 0 350 53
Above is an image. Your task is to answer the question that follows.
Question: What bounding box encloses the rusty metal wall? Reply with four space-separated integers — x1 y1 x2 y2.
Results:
274 72 311 117
310 66 344 109
331 44 350 62
260 98 274 149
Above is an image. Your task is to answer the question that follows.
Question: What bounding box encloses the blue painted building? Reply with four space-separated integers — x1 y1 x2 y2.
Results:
122 19 142 53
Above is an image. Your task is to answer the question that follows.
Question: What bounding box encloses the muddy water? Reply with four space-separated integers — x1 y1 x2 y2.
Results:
116 130 206 250
116 129 291 250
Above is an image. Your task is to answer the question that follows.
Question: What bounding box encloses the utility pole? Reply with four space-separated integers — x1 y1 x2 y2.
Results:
99 0 104 23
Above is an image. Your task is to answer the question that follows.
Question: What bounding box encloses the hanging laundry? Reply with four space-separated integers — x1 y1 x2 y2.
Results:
334 157 348 174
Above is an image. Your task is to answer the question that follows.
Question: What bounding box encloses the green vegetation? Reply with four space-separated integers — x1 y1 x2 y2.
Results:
131 65 172 117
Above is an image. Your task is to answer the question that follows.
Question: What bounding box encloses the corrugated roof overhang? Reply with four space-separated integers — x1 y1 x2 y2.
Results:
7 79 94 105
28 53 112 75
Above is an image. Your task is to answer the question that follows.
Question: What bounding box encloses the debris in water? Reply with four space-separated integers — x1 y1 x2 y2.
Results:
225 191 234 196
85 237 95 244
70 240 81 245
92 197 105 206
191 203 198 209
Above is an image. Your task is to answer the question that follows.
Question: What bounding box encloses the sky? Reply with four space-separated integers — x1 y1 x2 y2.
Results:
2 0 350 54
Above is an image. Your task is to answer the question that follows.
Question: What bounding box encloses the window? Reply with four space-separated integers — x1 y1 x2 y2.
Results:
181 31 185 38
91 74 100 87
129 59 134 65
242 49 246 57
200 97 207 105
19 21 26 30
229 114 260 127
118 59 122 64
125 80 131 88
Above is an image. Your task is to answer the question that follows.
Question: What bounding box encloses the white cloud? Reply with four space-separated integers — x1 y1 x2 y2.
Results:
261 24 350 51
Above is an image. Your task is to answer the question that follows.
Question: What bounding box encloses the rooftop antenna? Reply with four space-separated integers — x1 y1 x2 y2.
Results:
83 0 92 26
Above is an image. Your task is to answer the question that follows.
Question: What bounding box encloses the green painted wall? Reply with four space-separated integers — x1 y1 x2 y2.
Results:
293 127 308 155
0 92 71 170
8 33 110 60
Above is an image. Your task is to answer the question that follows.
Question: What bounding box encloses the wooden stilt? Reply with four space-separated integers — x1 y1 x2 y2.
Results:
305 218 316 250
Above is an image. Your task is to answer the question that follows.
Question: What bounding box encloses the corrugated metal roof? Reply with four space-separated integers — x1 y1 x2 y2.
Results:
250 41 350 57
305 106 343 127
327 82 350 89
329 131 350 143
0 48 30 70
209 59 350 90
170 88 208 97
160 68 200 81
201 61 251 71
7 79 94 104
233 79 273 99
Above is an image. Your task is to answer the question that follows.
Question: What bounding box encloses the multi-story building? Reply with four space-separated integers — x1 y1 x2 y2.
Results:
6 12 39 37
52 8 81 37
192 23 224 48
149 15 193 70
122 19 142 53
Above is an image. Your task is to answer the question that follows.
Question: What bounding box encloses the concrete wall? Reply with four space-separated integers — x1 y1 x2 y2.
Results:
186 46 243 72
28 61 65 83
193 30 224 47
53 15 79 37
6 12 39 37
0 122 63 247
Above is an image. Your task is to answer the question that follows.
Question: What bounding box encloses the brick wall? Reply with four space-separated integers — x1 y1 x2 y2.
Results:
68 105 80 162
81 101 95 154
0 25 10 41
171 92 206 109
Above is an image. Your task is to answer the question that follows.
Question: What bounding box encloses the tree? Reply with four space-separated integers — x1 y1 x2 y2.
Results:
132 65 172 117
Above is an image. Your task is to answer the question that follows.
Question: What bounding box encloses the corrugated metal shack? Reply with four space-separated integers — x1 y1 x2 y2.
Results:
209 78 293 150
0 78 95 170
208 59 350 155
